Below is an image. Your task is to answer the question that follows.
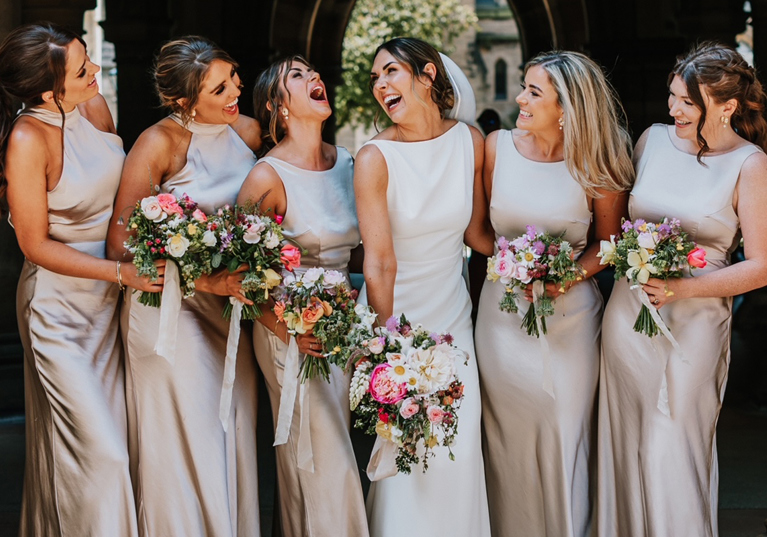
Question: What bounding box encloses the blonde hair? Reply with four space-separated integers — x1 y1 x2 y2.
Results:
526 51 634 195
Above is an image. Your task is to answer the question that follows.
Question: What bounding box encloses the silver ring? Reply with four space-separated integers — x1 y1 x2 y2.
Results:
652 298 660 305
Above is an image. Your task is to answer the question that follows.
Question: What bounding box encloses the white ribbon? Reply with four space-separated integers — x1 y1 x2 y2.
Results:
517 281 554 398
154 261 182 364
635 287 688 417
219 299 243 431
273 337 315 472
366 436 399 481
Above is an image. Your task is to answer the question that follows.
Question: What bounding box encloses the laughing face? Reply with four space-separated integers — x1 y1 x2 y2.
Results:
515 65 562 132
54 39 100 110
370 49 433 123
193 60 241 125
280 60 330 121
667 74 704 140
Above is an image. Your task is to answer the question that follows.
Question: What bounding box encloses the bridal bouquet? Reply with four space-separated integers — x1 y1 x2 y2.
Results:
273 267 370 382
486 225 585 337
125 193 214 307
598 217 706 337
349 315 467 474
207 206 301 320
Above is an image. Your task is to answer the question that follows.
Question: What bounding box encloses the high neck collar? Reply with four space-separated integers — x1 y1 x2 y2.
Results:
22 105 81 128
170 113 229 135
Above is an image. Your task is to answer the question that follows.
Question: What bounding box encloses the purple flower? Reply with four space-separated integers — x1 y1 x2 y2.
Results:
429 332 440 342
532 240 546 256
525 225 537 240
385 316 399 332
621 220 633 232
497 236 510 251
656 223 672 239
633 219 646 231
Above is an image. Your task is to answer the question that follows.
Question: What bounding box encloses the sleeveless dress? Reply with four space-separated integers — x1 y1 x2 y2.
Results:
474 129 602 537
15 106 138 536
361 122 491 537
251 147 368 537
598 124 762 537
120 116 260 536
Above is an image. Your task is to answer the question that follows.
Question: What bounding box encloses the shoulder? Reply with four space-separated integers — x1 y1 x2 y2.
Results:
232 114 262 153
6 116 54 160
466 124 484 149
77 94 116 134
355 143 386 169
633 126 660 162
740 148 767 179
243 159 282 188
128 119 182 159
370 125 398 142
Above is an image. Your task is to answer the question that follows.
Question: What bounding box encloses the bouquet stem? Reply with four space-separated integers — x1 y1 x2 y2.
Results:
521 303 548 337
222 291 263 320
138 291 162 308
300 355 330 383
633 304 660 337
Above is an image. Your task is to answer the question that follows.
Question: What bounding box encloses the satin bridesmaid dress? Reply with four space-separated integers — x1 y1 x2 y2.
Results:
121 116 260 536
598 124 762 537
251 147 368 537
475 129 602 537
16 106 138 536
360 121 491 537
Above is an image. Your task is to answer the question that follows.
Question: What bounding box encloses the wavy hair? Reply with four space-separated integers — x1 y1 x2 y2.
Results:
526 50 634 195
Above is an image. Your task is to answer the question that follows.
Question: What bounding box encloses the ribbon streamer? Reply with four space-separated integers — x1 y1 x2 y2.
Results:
154 261 182 364
635 287 688 417
517 281 555 398
366 436 399 482
273 338 315 472
219 299 243 431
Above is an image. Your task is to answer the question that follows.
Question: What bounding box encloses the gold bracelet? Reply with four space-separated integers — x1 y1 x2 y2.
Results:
116 261 125 291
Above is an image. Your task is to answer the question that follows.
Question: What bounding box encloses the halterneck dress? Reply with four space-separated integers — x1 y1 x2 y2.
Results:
360 122 491 537
120 116 260 536
15 106 138 536
251 147 368 537
598 124 762 537
474 129 602 537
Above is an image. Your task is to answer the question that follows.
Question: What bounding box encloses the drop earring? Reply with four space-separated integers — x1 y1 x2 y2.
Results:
558 117 564 130
721 115 729 128
282 108 289 120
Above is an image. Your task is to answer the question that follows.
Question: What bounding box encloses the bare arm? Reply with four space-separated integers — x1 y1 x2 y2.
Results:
645 151 767 307
355 144 397 322
463 125 494 256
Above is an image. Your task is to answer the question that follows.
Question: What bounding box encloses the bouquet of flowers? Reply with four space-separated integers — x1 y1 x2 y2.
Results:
207 206 301 320
348 315 467 474
486 225 585 337
598 217 706 337
124 193 214 307
273 267 370 382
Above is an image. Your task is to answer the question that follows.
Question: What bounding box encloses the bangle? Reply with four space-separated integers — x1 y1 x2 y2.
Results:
116 261 125 291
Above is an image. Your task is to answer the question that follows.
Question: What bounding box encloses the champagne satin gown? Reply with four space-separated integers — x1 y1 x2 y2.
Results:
251 147 368 537
475 129 602 537
361 122 491 537
15 106 138 536
598 124 762 537
121 116 260 536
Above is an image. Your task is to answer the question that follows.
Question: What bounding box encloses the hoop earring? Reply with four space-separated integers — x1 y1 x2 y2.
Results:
558 117 564 130
721 115 729 128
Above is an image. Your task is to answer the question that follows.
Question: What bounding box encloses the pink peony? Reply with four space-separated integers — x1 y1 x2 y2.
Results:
426 405 445 424
280 244 302 271
369 364 407 405
687 247 707 269
156 193 183 216
399 397 420 419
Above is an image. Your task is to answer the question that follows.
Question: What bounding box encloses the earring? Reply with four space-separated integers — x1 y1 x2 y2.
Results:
282 108 289 120
191 109 197 119
558 117 564 130
721 115 729 128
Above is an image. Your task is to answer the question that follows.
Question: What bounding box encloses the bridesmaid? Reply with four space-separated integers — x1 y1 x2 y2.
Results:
106 36 261 536
0 23 161 536
355 37 492 537
598 42 767 537
238 56 368 537
475 51 633 537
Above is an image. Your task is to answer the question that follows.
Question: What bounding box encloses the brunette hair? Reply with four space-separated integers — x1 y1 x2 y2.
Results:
153 36 238 124
370 37 454 127
670 41 767 161
252 55 312 155
0 22 84 210
525 50 634 195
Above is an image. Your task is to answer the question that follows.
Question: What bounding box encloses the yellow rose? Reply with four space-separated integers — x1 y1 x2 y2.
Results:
263 268 281 290
187 223 198 236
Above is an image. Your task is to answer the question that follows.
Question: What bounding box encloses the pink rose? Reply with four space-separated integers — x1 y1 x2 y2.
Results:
275 214 284 225
399 397 420 419
280 244 302 272
426 405 445 424
687 247 707 269
156 193 183 216
494 258 514 281
369 364 407 405
192 209 207 222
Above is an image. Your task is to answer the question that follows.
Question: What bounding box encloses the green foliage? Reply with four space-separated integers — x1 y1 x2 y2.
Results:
336 0 478 129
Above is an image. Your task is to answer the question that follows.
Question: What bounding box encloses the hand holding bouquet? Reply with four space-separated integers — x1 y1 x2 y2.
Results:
273 267 366 382
598 217 706 337
349 315 467 474
124 193 213 307
486 225 585 337
207 206 300 320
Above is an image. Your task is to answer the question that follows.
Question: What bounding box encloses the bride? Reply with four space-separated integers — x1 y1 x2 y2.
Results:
354 37 493 536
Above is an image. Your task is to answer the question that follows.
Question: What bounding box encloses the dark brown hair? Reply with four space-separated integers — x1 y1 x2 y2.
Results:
670 41 767 161
369 37 454 127
153 36 238 124
0 22 84 211
252 55 312 155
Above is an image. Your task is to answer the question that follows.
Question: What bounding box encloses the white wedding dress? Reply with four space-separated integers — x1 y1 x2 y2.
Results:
360 121 491 536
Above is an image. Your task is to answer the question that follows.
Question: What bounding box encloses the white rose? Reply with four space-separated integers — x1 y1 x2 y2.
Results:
301 267 324 285
141 197 166 222
367 337 384 354
264 230 280 249
322 270 346 288
243 224 263 244
513 264 532 284
637 232 657 250
202 229 217 247
167 234 190 257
